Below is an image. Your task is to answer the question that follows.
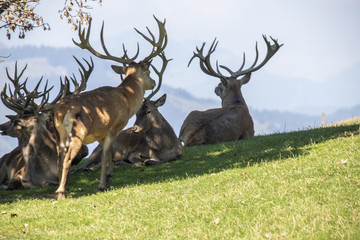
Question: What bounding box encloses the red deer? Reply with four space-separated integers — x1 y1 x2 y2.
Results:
72 53 182 172
180 35 283 146
72 94 183 171
0 117 24 189
0 58 91 189
52 16 167 199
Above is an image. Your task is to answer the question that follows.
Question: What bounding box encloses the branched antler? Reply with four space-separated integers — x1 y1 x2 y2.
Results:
189 35 283 84
72 15 167 65
1 57 94 114
145 52 172 101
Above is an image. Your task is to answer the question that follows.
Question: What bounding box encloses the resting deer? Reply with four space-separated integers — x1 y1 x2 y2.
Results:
0 117 24 189
0 58 91 189
180 35 283 146
72 53 182 172
52 16 167 199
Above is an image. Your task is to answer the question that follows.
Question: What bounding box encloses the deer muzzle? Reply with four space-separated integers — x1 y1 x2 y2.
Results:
131 125 143 133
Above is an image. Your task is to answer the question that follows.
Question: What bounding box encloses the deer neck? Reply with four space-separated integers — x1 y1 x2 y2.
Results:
120 75 147 116
221 89 248 110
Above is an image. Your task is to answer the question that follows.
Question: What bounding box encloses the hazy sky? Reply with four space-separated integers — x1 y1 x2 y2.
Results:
1 0 360 114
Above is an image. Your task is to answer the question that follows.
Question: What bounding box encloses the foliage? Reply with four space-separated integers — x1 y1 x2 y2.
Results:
0 0 102 39
0 120 359 239
0 0 48 39
59 0 101 32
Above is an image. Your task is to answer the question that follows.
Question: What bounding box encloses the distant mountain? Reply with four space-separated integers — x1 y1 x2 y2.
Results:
1 45 359 157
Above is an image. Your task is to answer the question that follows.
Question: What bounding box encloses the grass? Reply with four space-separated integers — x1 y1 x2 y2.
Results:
0 118 359 239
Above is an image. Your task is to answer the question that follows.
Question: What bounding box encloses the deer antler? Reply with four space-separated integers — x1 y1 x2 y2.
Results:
188 38 227 85
1 62 28 113
1 62 71 115
73 19 139 65
219 35 283 78
145 52 172 101
2 57 94 114
46 56 94 107
135 15 168 63
1 62 53 114
189 35 283 83
73 16 167 65
188 38 223 77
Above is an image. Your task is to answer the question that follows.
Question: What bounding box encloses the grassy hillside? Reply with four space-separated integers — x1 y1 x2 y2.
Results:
0 119 359 239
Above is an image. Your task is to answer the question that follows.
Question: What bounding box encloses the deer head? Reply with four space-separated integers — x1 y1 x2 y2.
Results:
188 35 283 107
131 51 171 133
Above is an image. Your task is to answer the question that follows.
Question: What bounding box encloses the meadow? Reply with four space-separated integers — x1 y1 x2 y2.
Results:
0 119 359 239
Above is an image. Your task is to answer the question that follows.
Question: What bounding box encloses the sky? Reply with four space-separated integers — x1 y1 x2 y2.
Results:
1 0 360 115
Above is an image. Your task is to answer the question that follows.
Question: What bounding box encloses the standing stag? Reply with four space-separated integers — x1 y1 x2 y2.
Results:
180 35 283 146
72 53 182 172
0 58 91 189
52 16 167 199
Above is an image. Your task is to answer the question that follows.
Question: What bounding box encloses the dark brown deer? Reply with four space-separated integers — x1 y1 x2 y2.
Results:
52 16 167 199
0 116 24 189
72 52 182 173
180 35 283 146
0 58 91 189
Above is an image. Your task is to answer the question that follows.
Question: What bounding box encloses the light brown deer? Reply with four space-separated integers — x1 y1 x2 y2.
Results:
0 58 91 189
180 35 283 146
52 16 167 199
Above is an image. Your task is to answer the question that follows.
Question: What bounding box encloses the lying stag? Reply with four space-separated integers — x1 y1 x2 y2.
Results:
0 117 23 189
52 16 167 199
72 53 182 172
0 58 91 189
180 35 283 146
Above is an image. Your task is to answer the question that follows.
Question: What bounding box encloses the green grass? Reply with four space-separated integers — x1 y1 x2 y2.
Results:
1 119 359 239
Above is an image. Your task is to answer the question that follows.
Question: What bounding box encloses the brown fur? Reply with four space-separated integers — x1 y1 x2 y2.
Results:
72 94 183 172
0 116 88 189
180 76 254 146
53 62 155 199
180 36 282 146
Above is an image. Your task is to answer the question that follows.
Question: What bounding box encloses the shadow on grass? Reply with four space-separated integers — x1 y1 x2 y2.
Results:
1 123 359 203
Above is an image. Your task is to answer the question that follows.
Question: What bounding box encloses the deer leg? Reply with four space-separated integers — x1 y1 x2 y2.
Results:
98 133 116 191
71 144 102 174
56 136 83 200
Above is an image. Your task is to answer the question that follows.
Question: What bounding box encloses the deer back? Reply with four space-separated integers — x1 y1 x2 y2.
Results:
112 128 148 164
180 104 254 146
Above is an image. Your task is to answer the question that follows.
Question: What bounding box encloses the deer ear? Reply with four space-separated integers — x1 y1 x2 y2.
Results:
39 111 52 121
240 73 251 85
220 77 227 86
155 94 166 108
6 115 18 121
111 65 125 75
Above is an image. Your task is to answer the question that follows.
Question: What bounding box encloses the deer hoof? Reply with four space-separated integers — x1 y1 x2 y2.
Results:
105 174 113 187
56 192 66 200
132 162 143 167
